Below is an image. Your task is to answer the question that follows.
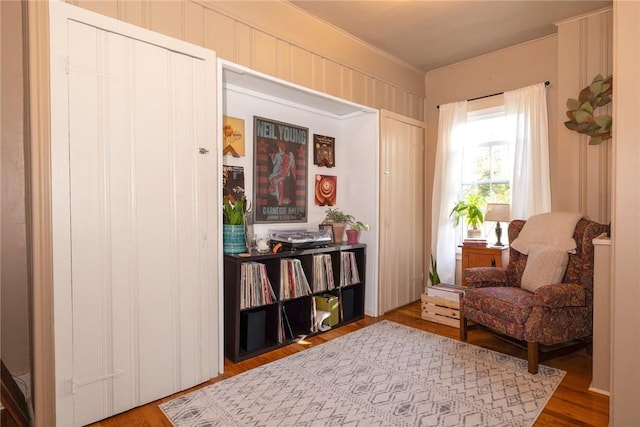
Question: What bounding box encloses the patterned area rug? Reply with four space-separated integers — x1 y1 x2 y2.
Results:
160 321 565 426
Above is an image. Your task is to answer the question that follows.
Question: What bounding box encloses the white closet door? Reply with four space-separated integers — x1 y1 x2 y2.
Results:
379 110 426 313
50 3 219 426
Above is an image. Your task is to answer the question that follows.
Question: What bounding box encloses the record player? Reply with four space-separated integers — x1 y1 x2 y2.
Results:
269 228 332 250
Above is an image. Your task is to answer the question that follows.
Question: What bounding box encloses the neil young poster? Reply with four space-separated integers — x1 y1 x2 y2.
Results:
253 116 308 223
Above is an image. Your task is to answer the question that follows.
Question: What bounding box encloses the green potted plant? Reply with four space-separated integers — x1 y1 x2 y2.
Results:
223 195 250 254
428 254 441 286
449 193 485 238
346 219 370 244
323 208 354 243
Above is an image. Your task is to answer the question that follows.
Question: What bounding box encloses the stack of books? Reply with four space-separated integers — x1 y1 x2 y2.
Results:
462 238 487 247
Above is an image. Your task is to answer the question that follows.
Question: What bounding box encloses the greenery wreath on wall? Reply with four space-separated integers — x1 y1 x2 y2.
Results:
564 74 612 145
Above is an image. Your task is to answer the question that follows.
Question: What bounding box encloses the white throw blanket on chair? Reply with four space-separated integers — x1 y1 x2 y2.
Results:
510 212 584 255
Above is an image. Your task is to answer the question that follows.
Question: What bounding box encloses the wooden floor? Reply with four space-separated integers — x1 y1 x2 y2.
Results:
91 301 609 427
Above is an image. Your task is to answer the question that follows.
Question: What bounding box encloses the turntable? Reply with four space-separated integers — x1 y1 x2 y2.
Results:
269 228 332 250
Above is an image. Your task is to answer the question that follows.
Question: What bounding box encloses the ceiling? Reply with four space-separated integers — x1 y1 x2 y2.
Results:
290 1 611 72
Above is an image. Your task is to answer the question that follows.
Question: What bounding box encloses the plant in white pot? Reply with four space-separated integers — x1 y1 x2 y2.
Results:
449 193 485 238
346 219 370 244
323 208 353 243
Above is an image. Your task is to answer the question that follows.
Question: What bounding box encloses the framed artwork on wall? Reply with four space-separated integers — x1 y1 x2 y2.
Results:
253 116 308 223
222 116 245 157
313 134 335 168
314 174 337 206
222 165 245 200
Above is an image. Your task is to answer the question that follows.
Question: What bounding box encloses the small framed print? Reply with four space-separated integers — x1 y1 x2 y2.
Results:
319 223 334 243
313 134 335 168
314 174 337 206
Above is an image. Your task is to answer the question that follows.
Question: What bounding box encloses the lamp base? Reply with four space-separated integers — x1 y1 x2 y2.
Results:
494 222 504 246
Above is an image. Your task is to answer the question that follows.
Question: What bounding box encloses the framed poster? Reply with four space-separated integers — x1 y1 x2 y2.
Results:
222 116 245 157
313 134 335 167
253 116 309 223
222 165 245 200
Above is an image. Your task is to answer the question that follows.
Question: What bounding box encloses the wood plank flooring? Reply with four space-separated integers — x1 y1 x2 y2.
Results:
90 301 609 426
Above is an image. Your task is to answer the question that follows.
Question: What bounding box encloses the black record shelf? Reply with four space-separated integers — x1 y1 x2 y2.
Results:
224 243 366 362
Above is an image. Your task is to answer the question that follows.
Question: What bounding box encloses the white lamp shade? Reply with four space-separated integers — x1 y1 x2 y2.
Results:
485 203 511 222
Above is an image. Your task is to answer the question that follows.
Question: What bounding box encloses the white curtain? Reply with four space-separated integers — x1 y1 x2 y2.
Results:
431 101 467 285
505 83 551 220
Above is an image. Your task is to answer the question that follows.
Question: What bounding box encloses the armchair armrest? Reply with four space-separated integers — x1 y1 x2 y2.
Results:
534 283 586 308
463 267 510 288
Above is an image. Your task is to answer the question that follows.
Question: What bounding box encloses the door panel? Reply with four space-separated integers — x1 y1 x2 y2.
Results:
379 110 426 314
51 3 218 425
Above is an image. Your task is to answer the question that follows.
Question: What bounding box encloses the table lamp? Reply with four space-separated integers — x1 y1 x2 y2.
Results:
484 203 511 246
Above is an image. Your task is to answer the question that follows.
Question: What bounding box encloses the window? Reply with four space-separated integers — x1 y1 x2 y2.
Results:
460 105 511 205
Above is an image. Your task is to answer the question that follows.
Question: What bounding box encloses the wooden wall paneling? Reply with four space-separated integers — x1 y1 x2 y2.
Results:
311 54 323 92
235 23 252 69
147 0 183 41
351 71 369 107
290 46 313 88
277 40 291 81
323 59 342 98
253 31 278 77
73 1 118 19
341 68 353 102
556 9 612 224
118 0 144 28
185 1 204 47
556 20 586 213
394 90 410 119
409 93 425 125
375 80 392 112
366 75 376 111
203 8 234 60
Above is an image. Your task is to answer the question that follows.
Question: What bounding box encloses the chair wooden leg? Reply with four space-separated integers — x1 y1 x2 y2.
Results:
527 342 539 374
460 313 468 341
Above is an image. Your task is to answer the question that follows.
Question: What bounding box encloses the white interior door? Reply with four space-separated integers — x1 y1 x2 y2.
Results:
50 3 219 426
379 110 426 314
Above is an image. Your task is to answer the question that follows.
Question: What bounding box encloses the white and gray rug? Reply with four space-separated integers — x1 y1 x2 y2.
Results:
160 321 565 427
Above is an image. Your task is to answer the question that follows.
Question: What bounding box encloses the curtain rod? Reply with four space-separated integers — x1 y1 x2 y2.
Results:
436 81 550 109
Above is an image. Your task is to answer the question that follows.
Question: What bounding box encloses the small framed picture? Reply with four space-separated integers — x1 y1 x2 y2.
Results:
313 134 335 168
319 224 334 243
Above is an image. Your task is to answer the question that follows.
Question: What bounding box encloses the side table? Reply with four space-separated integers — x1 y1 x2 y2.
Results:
460 245 509 285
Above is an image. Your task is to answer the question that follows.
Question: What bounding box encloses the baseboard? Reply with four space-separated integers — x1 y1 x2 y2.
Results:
588 385 610 396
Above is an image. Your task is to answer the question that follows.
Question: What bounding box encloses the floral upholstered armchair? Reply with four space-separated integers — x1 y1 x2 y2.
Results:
459 217 608 374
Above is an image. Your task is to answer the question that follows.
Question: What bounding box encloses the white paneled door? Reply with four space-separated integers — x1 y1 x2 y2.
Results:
50 3 219 426
379 110 426 314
